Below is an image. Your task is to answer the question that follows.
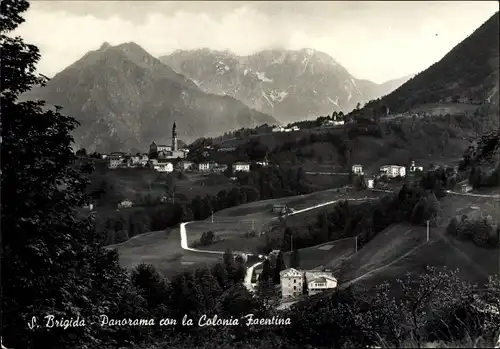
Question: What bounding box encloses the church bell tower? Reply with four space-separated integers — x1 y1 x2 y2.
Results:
172 121 178 151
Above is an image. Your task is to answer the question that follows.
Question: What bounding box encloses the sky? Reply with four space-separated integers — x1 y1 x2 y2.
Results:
13 1 499 84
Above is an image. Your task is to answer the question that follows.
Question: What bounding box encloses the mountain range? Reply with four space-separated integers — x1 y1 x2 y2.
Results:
23 11 498 153
24 42 278 153
160 49 413 123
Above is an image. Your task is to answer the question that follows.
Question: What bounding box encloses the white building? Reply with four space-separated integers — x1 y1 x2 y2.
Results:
351 164 363 175
409 161 424 173
218 146 236 152
126 156 141 167
139 154 149 167
323 120 345 127
108 156 123 169
280 268 304 299
307 275 338 296
154 162 173 173
233 162 250 173
366 178 374 189
272 126 285 132
198 162 210 172
380 165 406 178
83 203 94 211
256 160 269 167
461 184 473 193
118 199 133 209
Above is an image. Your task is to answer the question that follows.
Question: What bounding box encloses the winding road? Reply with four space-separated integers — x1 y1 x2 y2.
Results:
179 196 380 292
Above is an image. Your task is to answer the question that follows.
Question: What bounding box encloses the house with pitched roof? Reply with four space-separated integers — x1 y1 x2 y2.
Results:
279 268 304 299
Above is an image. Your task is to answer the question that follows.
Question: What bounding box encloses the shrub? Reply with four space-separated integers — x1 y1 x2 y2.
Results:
200 230 217 246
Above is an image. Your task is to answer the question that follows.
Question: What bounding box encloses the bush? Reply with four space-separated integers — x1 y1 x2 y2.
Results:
451 217 500 248
200 230 217 246
245 230 258 238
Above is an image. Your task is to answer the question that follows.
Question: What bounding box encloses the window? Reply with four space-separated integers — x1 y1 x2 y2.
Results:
294 279 296 283
293 286 296 290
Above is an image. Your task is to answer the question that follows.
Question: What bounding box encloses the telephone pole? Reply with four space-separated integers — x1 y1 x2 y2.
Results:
355 235 358 253
426 220 430 242
211 210 214 224
252 219 255 231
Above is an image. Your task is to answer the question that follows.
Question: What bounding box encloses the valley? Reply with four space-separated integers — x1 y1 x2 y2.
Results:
4 2 500 348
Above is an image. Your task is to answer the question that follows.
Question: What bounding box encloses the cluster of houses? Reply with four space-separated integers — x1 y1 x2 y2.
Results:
350 161 425 187
105 151 263 175
322 119 345 127
272 125 300 133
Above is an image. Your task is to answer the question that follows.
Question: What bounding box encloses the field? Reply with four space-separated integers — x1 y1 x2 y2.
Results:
305 172 351 190
284 238 356 270
187 189 385 253
106 227 222 278
110 185 387 277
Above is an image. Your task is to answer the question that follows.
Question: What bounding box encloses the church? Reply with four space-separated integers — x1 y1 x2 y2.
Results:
149 122 186 159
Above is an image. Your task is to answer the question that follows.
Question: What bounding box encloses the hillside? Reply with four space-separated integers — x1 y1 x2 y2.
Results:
371 12 499 114
23 42 278 153
159 48 411 123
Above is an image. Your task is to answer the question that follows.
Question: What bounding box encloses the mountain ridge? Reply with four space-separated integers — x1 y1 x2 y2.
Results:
159 48 412 123
24 42 278 153
371 12 499 113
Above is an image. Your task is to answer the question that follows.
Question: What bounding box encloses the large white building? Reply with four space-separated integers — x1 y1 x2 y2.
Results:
154 162 173 173
272 126 285 132
232 162 250 173
306 275 338 296
198 162 210 172
280 268 304 299
380 165 406 178
352 164 363 175
108 156 124 169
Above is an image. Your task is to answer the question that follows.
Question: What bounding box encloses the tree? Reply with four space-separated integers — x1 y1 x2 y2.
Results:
446 218 459 237
255 275 277 310
273 251 287 284
131 263 169 310
76 147 87 156
1 2 146 347
260 259 273 283
223 248 236 283
290 249 301 269
284 226 294 251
